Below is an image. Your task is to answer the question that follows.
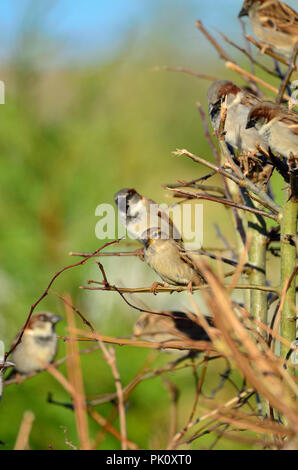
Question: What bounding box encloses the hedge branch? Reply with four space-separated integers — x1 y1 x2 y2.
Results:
280 193 297 366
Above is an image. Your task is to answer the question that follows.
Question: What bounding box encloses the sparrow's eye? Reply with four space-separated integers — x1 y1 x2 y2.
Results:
266 19 275 28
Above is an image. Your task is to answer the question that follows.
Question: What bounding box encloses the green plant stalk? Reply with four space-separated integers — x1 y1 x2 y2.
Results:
248 211 268 335
247 198 268 418
280 195 297 363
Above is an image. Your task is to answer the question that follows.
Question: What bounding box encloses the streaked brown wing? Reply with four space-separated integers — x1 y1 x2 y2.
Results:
178 249 206 282
280 113 298 136
240 91 261 108
259 2 298 36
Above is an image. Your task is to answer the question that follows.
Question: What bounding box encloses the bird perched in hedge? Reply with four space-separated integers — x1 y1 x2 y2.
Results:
207 80 268 155
207 80 274 183
114 188 181 243
238 0 298 60
7 312 61 378
246 101 298 158
141 228 205 293
134 311 214 345
134 311 215 363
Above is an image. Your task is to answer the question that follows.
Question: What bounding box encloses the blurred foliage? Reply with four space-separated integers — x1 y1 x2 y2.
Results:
0 2 285 450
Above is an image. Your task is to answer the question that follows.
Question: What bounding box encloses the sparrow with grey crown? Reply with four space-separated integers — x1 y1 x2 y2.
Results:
114 188 181 243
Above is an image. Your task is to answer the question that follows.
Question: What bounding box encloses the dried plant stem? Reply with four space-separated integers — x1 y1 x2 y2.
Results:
82 282 279 295
225 62 290 102
70 327 215 354
167 388 253 449
173 148 282 213
276 44 298 104
280 194 297 364
157 65 217 82
14 411 35 450
65 296 91 450
167 186 278 221
97 341 128 450
218 30 278 79
88 408 138 450
196 20 234 63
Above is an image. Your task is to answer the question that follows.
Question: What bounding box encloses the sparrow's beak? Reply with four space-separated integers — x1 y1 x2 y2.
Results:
238 7 249 18
141 237 151 249
51 315 62 325
0 361 15 371
114 191 125 206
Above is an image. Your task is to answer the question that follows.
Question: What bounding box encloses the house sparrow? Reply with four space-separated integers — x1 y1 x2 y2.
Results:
114 188 181 242
239 0 298 60
246 101 298 158
207 80 271 181
134 311 214 344
142 228 205 292
8 312 61 377
207 80 268 154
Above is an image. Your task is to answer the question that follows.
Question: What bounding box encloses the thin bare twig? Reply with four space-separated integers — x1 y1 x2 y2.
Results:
173 148 282 213
96 340 128 450
276 44 298 104
245 35 297 71
82 281 279 295
166 186 278 221
218 29 278 79
226 62 291 101
155 65 217 82
196 20 234 63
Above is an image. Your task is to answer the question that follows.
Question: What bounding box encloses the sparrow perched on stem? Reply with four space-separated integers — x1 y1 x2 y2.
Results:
142 228 205 293
114 188 181 242
239 0 298 60
207 80 268 154
134 312 229 393
207 80 271 181
246 101 298 158
134 311 214 345
7 312 61 377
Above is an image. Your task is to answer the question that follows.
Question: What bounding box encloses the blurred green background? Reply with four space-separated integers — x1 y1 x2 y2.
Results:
0 0 290 450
